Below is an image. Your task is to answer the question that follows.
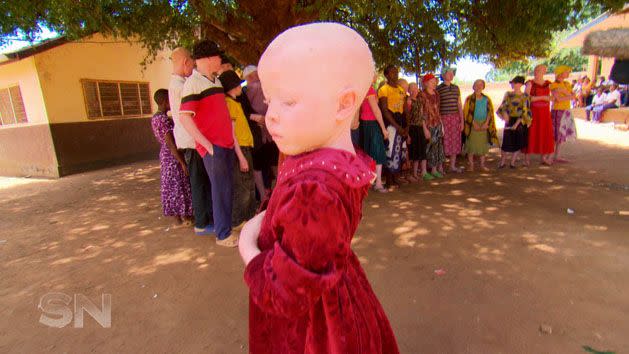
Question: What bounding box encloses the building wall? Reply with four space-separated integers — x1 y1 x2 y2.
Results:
0 57 59 177
0 57 49 124
32 34 171 175
34 33 172 124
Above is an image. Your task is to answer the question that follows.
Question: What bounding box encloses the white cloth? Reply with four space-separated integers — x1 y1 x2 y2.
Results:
169 74 195 149
592 93 607 106
606 90 621 107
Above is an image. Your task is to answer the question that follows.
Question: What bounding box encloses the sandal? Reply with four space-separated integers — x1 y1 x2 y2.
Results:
194 225 215 236
449 166 463 174
498 163 506 169
216 232 239 248
422 173 435 181
432 171 444 178
373 186 388 193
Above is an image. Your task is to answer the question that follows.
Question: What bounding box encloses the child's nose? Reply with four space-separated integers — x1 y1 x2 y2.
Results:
265 104 279 124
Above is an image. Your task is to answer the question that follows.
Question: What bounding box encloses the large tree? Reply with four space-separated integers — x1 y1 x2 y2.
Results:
1 0 624 73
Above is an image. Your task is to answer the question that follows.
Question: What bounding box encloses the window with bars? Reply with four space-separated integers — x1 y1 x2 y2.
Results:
81 80 152 119
0 85 28 126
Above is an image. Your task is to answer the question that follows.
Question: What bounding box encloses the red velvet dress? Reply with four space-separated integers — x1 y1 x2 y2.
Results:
525 80 555 154
244 148 399 354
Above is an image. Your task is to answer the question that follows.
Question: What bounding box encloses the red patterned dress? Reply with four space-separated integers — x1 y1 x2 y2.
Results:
526 80 555 154
245 148 399 354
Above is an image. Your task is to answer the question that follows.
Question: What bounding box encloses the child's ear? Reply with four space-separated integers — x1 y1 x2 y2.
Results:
336 89 357 121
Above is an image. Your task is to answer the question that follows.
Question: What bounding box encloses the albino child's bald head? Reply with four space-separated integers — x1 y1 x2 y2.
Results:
259 22 374 99
258 23 375 155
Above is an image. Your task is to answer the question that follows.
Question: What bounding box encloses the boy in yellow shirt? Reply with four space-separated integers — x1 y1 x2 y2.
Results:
219 70 256 229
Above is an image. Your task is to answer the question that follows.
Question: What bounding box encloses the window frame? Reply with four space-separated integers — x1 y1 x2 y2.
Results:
80 79 153 120
0 84 28 126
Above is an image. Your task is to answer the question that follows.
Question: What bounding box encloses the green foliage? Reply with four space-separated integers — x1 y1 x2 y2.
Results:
486 47 589 82
0 0 625 71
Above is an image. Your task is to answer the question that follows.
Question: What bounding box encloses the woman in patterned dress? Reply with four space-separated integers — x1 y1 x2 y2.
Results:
549 65 578 163
151 89 193 224
421 73 446 178
497 76 532 169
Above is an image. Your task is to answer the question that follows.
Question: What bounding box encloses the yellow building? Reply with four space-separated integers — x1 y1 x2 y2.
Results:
0 33 172 177
561 5 629 81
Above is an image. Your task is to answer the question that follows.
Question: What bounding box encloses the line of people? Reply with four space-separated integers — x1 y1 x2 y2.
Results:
150 43 583 240
151 40 279 247
352 64 579 192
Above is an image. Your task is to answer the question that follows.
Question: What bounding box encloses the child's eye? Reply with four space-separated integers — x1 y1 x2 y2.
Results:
283 100 296 107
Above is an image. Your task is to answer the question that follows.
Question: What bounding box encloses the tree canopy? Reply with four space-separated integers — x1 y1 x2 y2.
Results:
1 0 625 74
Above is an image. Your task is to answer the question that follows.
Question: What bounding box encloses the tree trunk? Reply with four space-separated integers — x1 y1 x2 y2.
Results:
191 0 325 65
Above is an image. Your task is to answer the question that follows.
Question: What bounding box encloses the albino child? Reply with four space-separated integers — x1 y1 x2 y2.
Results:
238 23 399 354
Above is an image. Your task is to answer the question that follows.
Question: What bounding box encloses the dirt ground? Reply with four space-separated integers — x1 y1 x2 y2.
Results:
1 120 628 354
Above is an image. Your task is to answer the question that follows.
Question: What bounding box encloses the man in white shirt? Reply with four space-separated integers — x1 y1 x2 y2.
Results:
169 47 215 235
605 83 622 107
590 83 620 123
585 86 606 121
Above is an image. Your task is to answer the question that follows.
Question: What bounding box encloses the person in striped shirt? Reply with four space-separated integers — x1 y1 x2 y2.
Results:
178 40 239 248
436 67 465 173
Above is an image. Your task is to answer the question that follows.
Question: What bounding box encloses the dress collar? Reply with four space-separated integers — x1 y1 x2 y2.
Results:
278 147 375 188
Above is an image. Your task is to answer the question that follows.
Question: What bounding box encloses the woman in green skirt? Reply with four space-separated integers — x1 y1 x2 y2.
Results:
360 77 389 192
463 79 499 171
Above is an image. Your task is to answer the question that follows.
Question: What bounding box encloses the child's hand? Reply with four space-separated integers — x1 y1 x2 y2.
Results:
239 156 249 172
381 127 389 140
239 211 266 265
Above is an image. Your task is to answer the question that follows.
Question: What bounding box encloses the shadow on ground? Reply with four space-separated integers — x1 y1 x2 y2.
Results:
0 135 627 353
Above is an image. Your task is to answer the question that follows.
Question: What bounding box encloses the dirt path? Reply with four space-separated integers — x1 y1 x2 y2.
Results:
1 121 628 353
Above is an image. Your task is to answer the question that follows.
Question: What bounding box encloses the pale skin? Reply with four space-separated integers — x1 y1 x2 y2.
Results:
442 70 465 172
467 79 490 172
500 83 524 167
179 55 224 156
524 64 553 166
171 47 194 78
169 48 194 166
550 70 574 163
238 23 375 265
